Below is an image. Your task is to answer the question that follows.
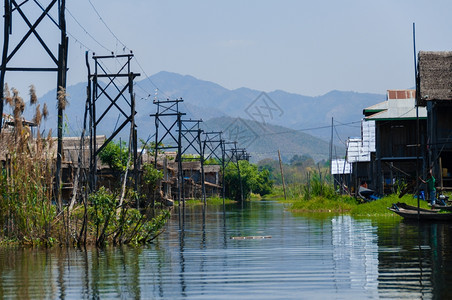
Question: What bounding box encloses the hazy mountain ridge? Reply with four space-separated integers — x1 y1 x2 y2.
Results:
136 71 384 139
28 71 384 162
202 116 336 163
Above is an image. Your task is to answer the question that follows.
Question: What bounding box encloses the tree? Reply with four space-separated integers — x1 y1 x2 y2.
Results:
224 160 273 201
139 139 164 156
142 163 163 193
98 141 129 172
290 154 314 167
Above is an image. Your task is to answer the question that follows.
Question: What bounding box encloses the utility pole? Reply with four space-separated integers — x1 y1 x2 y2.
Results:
413 22 421 216
220 139 226 206
87 53 140 197
179 119 204 203
55 0 69 211
329 117 334 183
150 99 186 207
0 0 68 211
203 132 224 204
278 149 287 200
223 141 249 203
199 128 206 205
232 143 244 202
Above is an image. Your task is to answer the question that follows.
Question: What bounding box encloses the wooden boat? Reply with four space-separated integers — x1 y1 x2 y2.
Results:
388 202 452 221
394 202 439 212
430 204 452 211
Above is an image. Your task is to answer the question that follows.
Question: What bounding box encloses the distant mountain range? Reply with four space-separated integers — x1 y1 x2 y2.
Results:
202 116 332 163
135 71 384 140
19 71 386 162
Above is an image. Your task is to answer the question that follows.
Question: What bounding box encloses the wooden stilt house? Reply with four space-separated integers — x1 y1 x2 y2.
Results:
418 51 452 191
363 90 427 194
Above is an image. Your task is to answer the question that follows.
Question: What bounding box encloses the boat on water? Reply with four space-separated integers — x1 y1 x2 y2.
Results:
388 202 452 221
430 204 452 211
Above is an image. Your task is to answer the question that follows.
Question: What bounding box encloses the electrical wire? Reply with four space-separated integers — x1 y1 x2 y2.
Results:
83 0 167 103
33 0 95 52
65 7 112 53
252 120 362 138
26 0 419 161
334 119 362 128
334 123 347 146
132 56 171 100
87 0 129 52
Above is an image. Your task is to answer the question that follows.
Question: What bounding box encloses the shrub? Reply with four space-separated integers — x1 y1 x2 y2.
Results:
98 141 129 171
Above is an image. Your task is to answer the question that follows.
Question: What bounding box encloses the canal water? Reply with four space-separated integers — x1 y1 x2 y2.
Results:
1 200 452 299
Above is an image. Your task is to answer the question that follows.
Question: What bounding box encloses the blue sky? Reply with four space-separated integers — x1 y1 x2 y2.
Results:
2 0 452 97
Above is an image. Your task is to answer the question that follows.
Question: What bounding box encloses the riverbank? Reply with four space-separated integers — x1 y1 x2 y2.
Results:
173 190 430 218
267 190 431 217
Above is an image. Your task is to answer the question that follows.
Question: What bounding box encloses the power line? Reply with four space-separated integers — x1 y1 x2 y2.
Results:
334 119 362 128
65 7 112 53
133 56 171 100
87 0 129 52
254 120 362 137
82 0 166 103
333 123 346 146
33 0 93 52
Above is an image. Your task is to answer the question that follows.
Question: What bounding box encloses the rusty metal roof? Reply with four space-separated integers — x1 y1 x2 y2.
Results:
387 90 416 100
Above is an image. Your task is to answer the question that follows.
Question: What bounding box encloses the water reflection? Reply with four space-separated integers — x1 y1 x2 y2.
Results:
331 216 378 297
377 220 452 299
1 201 452 299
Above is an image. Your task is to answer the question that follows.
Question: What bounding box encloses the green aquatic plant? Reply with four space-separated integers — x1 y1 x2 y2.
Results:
85 187 170 246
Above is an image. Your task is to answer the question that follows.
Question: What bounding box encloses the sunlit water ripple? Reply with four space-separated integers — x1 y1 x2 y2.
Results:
1 201 452 299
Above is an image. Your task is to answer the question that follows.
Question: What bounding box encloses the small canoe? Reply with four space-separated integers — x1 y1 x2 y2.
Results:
388 202 452 221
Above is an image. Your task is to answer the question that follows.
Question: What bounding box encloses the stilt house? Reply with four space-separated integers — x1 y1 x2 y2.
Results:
363 90 427 194
418 51 452 190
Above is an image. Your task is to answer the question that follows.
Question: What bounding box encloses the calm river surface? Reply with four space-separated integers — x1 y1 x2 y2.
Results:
1 200 452 299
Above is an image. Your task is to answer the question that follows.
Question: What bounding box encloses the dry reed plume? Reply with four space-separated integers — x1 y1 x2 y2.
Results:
0 86 168 246
57 86 68 110
0 85 55 244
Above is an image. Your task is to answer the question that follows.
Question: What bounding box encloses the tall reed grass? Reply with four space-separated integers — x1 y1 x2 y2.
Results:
280 171 336 201
0 86 55 243
0 86 170 246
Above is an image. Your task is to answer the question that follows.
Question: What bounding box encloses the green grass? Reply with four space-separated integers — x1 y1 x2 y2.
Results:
291 195 357 213
207 197 236 205
250 193 263 200
284 192 429 218
175 197 236 207
350 194 428 217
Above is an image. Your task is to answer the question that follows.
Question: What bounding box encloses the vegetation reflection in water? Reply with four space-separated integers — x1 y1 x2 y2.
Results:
0 201 452 299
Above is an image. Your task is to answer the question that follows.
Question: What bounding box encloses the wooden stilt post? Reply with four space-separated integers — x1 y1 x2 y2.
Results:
278 149 287 200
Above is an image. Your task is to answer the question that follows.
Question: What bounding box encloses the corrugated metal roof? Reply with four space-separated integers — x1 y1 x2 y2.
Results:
363 101 387 113
365 98 427 121
331 159 352 175
346 138 371 162
362 120 376 152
